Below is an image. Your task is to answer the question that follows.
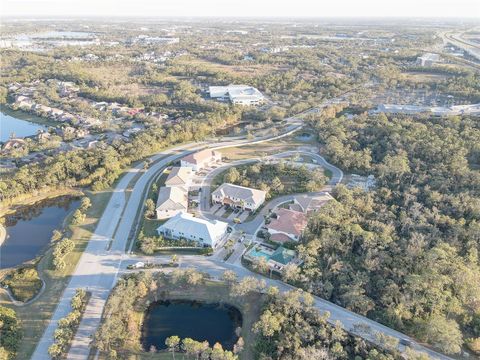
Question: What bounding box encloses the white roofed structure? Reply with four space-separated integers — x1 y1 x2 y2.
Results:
209 84 265 105
157 212 228 248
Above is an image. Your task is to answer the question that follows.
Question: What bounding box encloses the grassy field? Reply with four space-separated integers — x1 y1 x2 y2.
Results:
137 171 169 238
0 189 113 359
97 280 264 360
218 132 318 161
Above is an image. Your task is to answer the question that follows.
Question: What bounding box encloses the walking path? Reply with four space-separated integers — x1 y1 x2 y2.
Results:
32 117 304 359
31 98 451 360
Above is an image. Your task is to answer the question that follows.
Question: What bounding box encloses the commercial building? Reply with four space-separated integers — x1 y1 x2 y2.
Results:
155 186 188 219
416 53 441 67
180 149 222 172
212 183 266 211
266 208 308 243
157 212 228 248
374 103 480 117
209 85 265 106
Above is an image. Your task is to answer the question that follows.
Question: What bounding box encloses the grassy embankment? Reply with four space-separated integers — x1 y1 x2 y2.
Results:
0 189 112 359
97 280 264 360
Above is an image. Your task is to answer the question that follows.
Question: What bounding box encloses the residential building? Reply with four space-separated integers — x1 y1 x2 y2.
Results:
211 183 266 211
157 212 228 248
209 85 265 106
180 149 222 172
155 186 188 219
290 192 334 213
2 138 26 151
266 208 308 243
164 166 193 190
50 108 64 117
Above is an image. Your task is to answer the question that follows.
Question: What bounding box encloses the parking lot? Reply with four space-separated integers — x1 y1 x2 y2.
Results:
211 204 251 223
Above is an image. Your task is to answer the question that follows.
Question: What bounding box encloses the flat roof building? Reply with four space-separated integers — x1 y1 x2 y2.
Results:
416 53 441 67
209 85 265 106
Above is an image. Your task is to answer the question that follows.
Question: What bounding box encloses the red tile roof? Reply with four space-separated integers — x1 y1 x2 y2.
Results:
267 208 308 237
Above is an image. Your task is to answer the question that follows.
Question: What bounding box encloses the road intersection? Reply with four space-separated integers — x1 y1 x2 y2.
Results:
31 101 452 360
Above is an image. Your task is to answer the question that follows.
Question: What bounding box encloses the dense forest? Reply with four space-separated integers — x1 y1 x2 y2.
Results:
253 289 425 360
222 162 326 199
291 112 480 354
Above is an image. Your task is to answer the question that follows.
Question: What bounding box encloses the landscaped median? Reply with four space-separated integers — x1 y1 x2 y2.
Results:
0 190 112 360
48 288 89 359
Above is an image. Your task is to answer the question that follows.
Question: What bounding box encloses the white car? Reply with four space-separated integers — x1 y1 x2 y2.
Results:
132 261 145 269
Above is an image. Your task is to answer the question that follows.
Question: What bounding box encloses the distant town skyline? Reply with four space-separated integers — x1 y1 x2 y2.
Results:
2 0 480 18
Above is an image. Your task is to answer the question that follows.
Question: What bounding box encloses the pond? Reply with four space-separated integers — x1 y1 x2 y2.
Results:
0 110 49 142
0 196 80 269
142 300 242 351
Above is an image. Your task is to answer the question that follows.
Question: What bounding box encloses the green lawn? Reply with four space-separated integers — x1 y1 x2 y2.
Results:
0 189 113 360
97 280 264 360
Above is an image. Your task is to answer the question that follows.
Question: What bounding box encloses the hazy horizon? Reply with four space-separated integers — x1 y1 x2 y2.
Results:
2 0 479 19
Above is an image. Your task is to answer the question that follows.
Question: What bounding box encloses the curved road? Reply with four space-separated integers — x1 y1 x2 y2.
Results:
30 99 451 360
31 115 304 360
197 150 343 234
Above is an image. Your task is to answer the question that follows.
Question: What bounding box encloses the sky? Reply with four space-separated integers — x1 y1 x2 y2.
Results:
1 0 479 18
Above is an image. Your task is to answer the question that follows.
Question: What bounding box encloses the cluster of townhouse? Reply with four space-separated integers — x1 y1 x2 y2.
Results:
8 81 102 128
211 183 266 211
156 149 228 248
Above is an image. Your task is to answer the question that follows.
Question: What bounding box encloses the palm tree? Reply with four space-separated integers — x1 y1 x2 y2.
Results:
165 335 180 360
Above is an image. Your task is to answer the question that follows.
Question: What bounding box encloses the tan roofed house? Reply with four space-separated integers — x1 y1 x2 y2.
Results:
180 149 222 171
211 183 266 211
290 192 334 213
267 208 308 243
164 167 193 190
155 186 188 219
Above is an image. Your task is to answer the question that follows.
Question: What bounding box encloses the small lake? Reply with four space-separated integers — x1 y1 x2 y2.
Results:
0 196 80 269
0 110 49 142
142 300 242 351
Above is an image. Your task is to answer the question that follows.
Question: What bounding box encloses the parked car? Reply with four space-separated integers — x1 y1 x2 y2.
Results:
233 218 242 224
127 261 145 269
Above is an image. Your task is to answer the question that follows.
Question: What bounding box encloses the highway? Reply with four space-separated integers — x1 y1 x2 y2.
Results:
442 30 480 62
31 97 451 360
